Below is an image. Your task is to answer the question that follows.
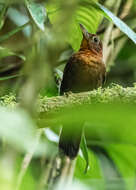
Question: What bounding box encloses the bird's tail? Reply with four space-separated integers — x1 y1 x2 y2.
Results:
59 125 82 159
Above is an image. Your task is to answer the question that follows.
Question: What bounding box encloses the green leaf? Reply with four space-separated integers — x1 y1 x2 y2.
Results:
0 46 25 62
26 1 47 31
75 150 105 189
0 107 36 152
47 0 102 51
0 4 7 29
0 46 15 59
106 144 136 190
80 132 89 173
68 1 103 51
7 7 31 37
0 106 55 156
97 3 136 44
40 101 136 145
0 74 21 81
77 1 102 34
0 22 30 42
0 0 25 4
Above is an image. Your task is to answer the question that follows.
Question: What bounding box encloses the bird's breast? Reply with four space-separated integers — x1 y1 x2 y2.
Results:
71 51 105 92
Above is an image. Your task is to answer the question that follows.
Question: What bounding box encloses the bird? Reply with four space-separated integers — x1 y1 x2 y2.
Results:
59 24 106 159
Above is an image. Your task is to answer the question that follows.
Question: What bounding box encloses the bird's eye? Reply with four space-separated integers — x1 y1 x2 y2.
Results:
92 36 99 44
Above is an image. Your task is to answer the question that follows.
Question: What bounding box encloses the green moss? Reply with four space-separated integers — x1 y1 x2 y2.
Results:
1 84 136 112
0 93 16 108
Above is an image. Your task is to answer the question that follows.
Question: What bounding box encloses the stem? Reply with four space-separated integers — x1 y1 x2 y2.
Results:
16 129 43 190
0 21 30 43
0 4 8 29
103 0 122 64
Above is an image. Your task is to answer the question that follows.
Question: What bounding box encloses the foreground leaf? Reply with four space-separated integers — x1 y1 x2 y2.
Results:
80 132 89 173
0 46 15 59
0 74 21 81
106 144 136 190
47 0 102 51
0 107 55 156
0 22 29 42
39 102 136 145
26 1 47 31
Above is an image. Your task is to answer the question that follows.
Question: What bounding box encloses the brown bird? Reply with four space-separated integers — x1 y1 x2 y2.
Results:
59 24 106 159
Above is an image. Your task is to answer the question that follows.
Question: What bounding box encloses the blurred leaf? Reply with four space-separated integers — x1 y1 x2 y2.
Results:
0 107 36 152
70 0 102 50
20 168 36 190
0 46 16 58
47 0 136 50
0 0 25 4
7 7 31 37
0 74 21 81
0 22 30 42
47 0 102 51
76 0 102 33
0 106 54 156
26 1 47 31
0 47 25 60
56 181 90 190
97 3 136 44
106 144 136 190
80 132 89 173
0 4 7 29
40 102 136 145
91 146 126 190
75 150 105 189
0 47 25 78
57 49 73 64
40 83 58 97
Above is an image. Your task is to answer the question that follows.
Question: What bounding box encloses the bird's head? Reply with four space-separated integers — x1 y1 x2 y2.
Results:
80 24 102 56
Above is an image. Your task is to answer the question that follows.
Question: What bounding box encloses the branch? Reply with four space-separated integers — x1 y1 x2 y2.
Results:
38 84 136 116
36 84 136 148
119 0 133 19
1 84 136 128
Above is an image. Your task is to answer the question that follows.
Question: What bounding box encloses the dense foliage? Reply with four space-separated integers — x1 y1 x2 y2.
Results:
0 0 136 190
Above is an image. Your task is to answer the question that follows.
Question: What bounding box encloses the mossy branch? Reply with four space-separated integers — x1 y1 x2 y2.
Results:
1 84 136 145
38 84 136 114
35 84 136 129
1 84 136 112
1 84 136 128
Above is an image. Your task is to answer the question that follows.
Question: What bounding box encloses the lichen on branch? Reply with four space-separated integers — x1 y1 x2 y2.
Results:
39 84 136 114
1 84 136 128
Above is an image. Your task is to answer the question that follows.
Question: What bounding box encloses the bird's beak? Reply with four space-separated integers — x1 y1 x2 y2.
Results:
79 24 89 40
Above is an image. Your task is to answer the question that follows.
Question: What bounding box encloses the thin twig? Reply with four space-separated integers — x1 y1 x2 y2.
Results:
0 21 30 43
16 129 43 190
119 0 133 19
109 0 133 52
56 157 76 189
103 0 122 64
38 155 57 190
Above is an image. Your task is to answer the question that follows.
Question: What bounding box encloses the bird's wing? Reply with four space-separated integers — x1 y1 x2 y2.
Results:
60 56 78 95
